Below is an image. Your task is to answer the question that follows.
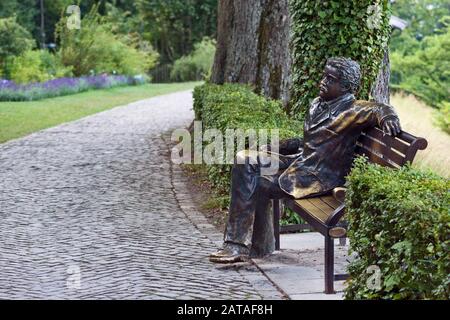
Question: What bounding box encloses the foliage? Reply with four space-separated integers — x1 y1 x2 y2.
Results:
390 21 449 109
0 17 35 76
389 1 449 135
0 0 137 48
281 208 308 226
435 101 450 134
9 50 72 84
193 83 303 206
0 0 39 42
170 38 216 82
105 1 142 37
0 1 216 79
344 157 450 300
289 0 391 119
136 0 218 64
390 0 450 53
56 5 159 77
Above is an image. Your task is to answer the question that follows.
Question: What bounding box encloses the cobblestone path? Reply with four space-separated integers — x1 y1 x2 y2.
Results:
0 91 280 299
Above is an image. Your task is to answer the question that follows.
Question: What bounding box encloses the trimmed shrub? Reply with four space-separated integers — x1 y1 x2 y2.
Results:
193 83 303 196
345 157 450 300
289 0 391 119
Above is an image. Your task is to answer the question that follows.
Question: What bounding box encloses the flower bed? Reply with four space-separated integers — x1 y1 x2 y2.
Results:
0 75 137 101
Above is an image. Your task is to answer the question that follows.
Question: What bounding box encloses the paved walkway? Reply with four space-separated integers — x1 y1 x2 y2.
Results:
0 91 281 299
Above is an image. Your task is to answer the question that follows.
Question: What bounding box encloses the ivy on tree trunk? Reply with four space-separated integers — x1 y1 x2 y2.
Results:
289 0 392 119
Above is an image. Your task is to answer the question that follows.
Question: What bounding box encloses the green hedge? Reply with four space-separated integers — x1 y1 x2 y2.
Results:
193 83 303 196
345 157 450 300
289 0 391 119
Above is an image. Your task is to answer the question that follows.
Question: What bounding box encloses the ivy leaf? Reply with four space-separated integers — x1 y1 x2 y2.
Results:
384 274 401 291
318 11 327 19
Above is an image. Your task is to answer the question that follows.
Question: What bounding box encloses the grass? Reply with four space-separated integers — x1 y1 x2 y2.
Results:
0 81 201 143
391 92 450 178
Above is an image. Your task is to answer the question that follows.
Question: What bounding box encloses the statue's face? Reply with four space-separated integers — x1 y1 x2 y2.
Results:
319 65 347 101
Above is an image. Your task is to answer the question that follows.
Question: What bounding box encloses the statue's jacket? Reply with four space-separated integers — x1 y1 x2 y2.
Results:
277 93 399 199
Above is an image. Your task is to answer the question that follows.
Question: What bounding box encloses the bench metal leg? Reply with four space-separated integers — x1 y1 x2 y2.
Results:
273 200 280 250
324 235 335 294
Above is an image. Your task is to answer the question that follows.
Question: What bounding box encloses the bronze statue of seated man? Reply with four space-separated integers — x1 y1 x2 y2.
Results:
209 57 401 263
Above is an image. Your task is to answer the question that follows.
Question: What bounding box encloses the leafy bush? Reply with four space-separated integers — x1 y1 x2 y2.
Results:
9 50 72 84
170 38 216 82
56 5 159 77
193 83 303 205
345 157 450 300
290 0 391 119
390 24 449 109
436 101 450 134
9 50 49 84
0 16 35 76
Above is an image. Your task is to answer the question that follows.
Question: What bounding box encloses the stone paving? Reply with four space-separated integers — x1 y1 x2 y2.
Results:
0 91 282 300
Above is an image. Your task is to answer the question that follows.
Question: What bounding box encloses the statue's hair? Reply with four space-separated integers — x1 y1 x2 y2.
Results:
326 57 361 94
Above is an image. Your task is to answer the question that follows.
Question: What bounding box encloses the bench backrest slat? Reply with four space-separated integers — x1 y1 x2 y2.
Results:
356 127 428 168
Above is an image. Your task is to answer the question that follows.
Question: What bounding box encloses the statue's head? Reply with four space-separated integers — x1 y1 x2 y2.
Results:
319 57 361 101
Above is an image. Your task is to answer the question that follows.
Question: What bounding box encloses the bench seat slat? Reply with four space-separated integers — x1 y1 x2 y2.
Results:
294 197 334 223
307 197 335 213
319 195 342 209
294 200 329 223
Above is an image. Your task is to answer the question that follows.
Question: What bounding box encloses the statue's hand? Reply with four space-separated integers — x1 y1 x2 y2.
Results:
382 117 402 136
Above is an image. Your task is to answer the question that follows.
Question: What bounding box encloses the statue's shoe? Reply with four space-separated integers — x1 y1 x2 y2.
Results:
209 254 249 264
209 243 249 263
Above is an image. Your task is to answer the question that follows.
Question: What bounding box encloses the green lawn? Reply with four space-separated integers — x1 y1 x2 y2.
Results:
0 82 200 143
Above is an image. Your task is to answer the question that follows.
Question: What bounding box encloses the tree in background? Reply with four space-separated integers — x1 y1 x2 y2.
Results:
137 0 218 64
170 38 216 82
0 0 39 41
0 17 35 78
391 21 449 107
389 0 449 133
391 0 449 46
210 0 292 106
390 0 449 102
56 5 158 77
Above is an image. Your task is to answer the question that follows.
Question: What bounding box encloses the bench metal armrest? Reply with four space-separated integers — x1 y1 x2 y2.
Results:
332 187 347 203
326 203 346 227
326 187 348 228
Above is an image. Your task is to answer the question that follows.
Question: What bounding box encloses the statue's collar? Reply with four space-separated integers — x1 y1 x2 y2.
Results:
319 93 355 115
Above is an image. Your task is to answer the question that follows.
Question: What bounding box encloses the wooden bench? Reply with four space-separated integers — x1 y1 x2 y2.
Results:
273 127 428 294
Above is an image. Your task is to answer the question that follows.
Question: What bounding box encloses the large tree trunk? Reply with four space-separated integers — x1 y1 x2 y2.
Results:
211 0 291 106
371 49 390 104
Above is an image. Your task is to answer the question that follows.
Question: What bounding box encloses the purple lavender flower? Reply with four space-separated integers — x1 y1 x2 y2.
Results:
0 75 135 102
